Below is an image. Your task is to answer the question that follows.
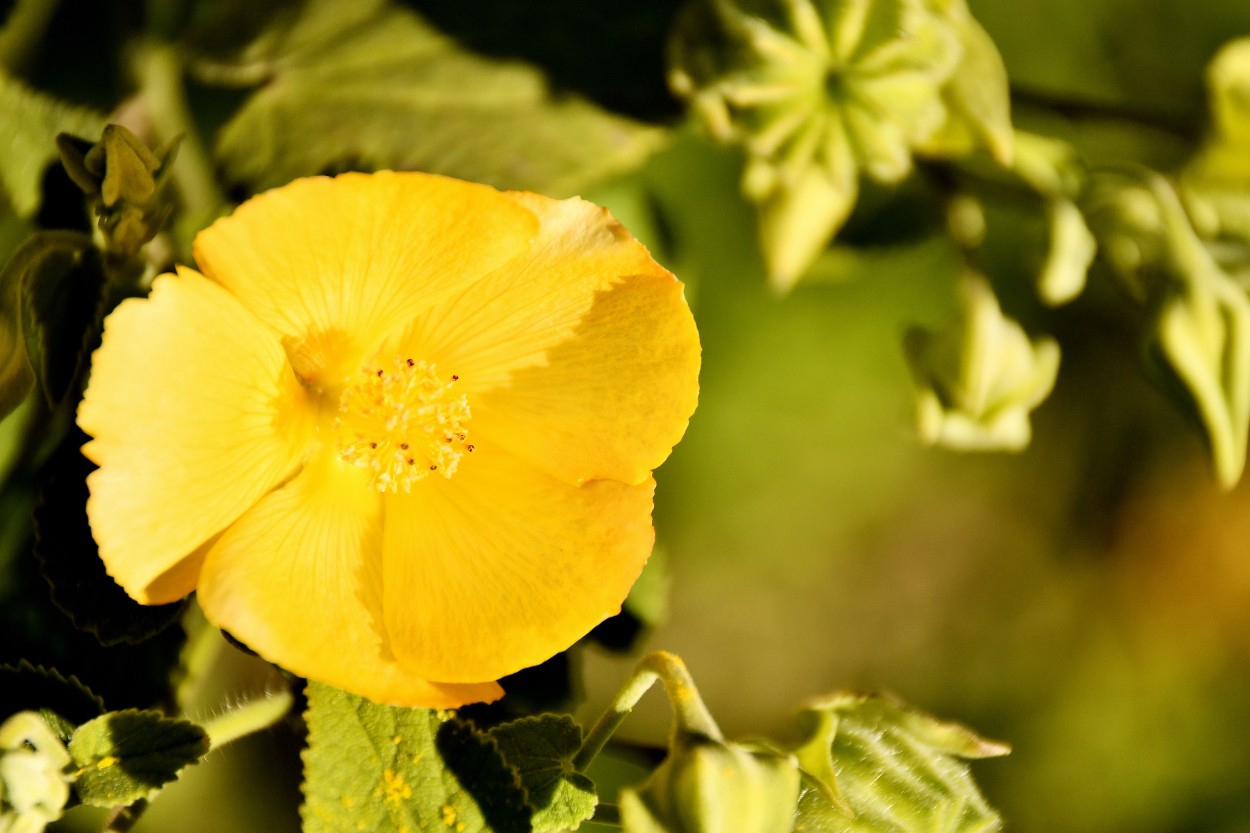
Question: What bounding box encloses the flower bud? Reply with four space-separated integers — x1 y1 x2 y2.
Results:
904 274 1059 451
0 712 74 833
621 736 801 833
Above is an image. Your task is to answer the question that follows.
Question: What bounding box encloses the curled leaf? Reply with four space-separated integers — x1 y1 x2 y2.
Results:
790 692 1008 833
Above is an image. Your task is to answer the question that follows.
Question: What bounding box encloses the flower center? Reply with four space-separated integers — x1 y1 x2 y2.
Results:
335 357 472 492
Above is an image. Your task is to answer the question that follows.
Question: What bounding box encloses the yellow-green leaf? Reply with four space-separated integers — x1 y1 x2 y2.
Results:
0 73 105 218
213 0 663 197
301 682 530 833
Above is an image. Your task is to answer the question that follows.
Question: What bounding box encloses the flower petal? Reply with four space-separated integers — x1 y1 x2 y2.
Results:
197 453 502 708
388 194 700 485
192 171 539 385
381 444 656 683
78 267 311 604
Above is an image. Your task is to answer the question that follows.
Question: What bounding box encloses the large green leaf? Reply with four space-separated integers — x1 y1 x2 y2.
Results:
301 682 531 833
0 73 104 218
212 0 664 196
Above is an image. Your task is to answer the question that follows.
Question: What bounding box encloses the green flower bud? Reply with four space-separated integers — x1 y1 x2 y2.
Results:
1037 198 1095 306
912 0 1013 165
56 124 179 259
790 693 1008 833
621 736 801 833
669 0 964 288
0 712 74 833
904 274 1059 451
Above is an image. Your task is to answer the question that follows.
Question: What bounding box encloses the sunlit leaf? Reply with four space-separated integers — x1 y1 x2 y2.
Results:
301 682 530 833
0 74 104 219
213 0 663 196
791 692 1008 832
68 709 208 807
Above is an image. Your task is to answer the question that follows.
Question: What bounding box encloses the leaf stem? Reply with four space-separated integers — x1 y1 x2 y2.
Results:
200 687 294 749
572 651 720 773
129 37 226 226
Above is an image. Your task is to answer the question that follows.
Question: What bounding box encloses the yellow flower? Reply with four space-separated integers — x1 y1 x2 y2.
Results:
77 171 700 707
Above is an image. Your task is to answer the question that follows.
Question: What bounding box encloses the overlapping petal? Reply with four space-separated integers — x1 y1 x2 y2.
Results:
384 194 700 485
196 453 502 707
380 440 657 683
192 172 539 386
77 267 312 603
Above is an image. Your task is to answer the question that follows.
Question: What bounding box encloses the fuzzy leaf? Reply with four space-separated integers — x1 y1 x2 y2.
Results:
0 74 105 218
301 682 530 833
213 0 663 196
68 709 208 807
489 714 597 832
791 693 1008 832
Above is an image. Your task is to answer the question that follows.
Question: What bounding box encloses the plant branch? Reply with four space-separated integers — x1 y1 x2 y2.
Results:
1011 85 1197 142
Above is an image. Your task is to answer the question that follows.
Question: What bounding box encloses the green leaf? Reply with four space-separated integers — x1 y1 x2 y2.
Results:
212 0 664 196
7 230 105 407
68 709 209 808
0 229 33 422
0 74 105 218
35 425 189 645
0 661 104 742
790 693 1008 833
301 682 531 833
489 714 597 832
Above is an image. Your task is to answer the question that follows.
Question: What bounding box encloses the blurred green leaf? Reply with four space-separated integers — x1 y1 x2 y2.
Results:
68 709 208 807
213 0 664 196
790 693 1008 832
301 682 530 833
1148 272 1250 490
0 74 104 219
489 714 597 832
0 237 33 422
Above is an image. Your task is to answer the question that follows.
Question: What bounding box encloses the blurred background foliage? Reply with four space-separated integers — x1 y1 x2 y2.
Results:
4 0 1250 831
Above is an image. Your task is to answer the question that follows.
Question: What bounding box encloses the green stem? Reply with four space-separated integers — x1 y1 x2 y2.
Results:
573 651 721 773
1011 84 1195 142
0 0 62 74
129 38 226 224
201 687 294 749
